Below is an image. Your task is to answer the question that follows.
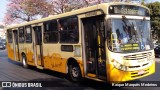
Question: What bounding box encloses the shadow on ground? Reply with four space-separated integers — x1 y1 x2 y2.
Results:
4 59 142 90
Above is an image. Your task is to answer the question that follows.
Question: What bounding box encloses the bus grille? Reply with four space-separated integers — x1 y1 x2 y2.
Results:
124 52 152 60
131 69 149 78
128 63 149 69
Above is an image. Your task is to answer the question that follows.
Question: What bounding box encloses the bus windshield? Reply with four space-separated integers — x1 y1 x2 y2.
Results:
109 18 154 53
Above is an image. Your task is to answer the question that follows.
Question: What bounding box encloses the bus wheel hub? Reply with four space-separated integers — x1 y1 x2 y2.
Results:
72 67 78 77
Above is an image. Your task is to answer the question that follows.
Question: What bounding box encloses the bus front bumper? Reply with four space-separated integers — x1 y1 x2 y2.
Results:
107 61 155 83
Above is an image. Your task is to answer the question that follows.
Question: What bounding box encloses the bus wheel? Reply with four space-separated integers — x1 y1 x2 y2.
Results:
68 63 82 82
22 55 28 68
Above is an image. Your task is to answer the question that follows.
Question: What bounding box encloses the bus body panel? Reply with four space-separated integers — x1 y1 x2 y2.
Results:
18 43 25 62
42 44 65 72
7 43 15 60
42 44 84 74
106 49 155 82
107 61 155 82
24 43 35 66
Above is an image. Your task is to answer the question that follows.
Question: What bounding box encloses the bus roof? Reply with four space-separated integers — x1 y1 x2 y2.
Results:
6 2 149 30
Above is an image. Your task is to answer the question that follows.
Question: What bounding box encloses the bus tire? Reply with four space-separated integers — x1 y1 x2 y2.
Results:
22 55 28 68
68 62 82 82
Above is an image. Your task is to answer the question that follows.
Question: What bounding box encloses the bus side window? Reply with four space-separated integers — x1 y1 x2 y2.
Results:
25 26 32 43
59 16 79 43
19 27 25 43
43 20 58 43
7 30 13 43
59 18 69 43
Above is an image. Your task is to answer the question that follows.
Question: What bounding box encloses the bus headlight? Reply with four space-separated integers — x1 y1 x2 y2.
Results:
113 60 128 71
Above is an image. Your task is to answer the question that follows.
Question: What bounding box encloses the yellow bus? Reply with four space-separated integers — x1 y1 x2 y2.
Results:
6 2 155 83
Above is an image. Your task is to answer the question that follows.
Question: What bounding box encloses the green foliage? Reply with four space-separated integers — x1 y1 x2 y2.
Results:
145 2 160 41
141 0 145 5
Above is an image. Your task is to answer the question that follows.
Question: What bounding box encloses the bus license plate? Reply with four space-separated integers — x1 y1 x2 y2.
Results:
138 70 145 75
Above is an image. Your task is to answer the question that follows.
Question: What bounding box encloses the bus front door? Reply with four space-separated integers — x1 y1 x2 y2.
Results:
82 16 107 80
13 30 20 61
33 26 44 68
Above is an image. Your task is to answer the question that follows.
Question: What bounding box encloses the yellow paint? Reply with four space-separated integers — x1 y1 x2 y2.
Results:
43 53 66 73
7 43 35 66
16 52 19 61
8 43 84 76
43 56 51 68
25 47 34 62
78 62 84 77
23 46 35 66
8 42 155 83
107 61 155 83
42 53 84 75
7 44 15 60
98 34 102 63
27 50 34 62
87 73 96 78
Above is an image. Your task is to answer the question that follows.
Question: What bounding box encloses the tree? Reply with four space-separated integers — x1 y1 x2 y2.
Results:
4 0 143 25
141 0 145 4
49 0 122 14
49 0 86 14
145 2 160 42
4 0 53 24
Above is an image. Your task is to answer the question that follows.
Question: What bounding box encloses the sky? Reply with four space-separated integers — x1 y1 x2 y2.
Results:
0 0 160 23
146 0 160 3
0 0 8 24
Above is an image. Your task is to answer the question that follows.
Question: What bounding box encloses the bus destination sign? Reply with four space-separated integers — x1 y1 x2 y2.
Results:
109 5 149 16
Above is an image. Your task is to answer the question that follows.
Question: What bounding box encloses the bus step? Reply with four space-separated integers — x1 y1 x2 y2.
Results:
37 66 44 69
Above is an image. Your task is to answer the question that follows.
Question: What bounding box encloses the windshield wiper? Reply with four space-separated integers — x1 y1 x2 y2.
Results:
122 16 140 43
